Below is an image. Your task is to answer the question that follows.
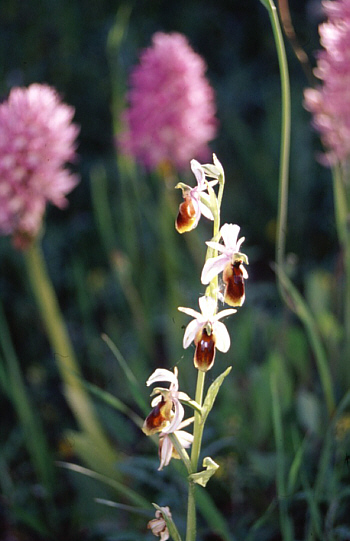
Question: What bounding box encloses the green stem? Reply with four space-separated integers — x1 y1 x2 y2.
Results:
332 162 350 383
262 0 291 287
186 370 206 541
205 172 224 301
191 370 206 471
24 239 118 468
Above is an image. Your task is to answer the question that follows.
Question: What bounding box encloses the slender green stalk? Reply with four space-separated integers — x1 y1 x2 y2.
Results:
190 370 206 472
262 0 335 414
332 162 350 383
24 239 118 471
186 370 206 541
261 0 291 288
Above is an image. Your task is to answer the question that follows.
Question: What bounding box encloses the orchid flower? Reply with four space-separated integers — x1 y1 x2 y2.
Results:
175 159 217 233
142 368 190 435
147 506 171 540
178 295 236 371
201 223 249 307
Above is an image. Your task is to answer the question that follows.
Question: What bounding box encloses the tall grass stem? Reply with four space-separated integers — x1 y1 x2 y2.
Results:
24 239 118 472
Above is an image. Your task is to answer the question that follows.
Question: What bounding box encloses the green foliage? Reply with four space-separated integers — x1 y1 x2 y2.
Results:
1 0 350 540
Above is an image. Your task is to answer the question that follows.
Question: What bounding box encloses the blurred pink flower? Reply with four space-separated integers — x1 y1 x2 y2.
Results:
118 32 218 171
0 83 79 248
304 0 350 165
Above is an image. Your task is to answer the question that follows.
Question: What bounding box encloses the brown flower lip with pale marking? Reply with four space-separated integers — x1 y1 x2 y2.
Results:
175 194 197 233
194 327 216 372
142 398 172 436
223 260 246 307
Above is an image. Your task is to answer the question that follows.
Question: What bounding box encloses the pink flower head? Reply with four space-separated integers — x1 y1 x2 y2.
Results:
0 83 79 248
201 224 249 307
175 159 217 233
304 0 350 164
178 295 236 371
118 32 218 171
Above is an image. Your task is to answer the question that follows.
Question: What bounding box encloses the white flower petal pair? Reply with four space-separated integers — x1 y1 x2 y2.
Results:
201 223 247 285
178 295 236 353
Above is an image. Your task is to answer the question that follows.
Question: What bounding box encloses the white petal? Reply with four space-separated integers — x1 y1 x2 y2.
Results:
198 199 214 221
162 399 184 434
236 236 245 252
183 318 202 348
175 430 194 448
190 159 205 189
220 223 239 249
198 295 216 319
206 240 230 255
242 265 249 278
178 416 194 429
201 254 228 284
146 368 178 389
178 306 201 319
158 435 173 470
214 308 237 321
213 321 231 352
189 192 201 223
150 394 162 407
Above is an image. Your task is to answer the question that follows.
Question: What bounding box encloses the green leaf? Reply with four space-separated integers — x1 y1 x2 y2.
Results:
201 367 232 426
189 456 219 487
152 503 183 541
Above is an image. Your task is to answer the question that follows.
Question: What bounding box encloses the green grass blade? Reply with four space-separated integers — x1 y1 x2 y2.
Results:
0 300 55 495
274 265 335 415
81 378 144 428
101 333 148 414
57 460 151 509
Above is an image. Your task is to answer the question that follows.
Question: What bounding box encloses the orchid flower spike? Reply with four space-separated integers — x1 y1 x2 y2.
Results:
175 159 217 233
178 295 236 371
147 506 172 540
142 368 190 436
201 223 249 307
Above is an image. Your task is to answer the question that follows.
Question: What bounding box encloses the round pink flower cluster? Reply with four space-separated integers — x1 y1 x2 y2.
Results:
304 0 350 165
118 32 218 171
0 83 79 248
